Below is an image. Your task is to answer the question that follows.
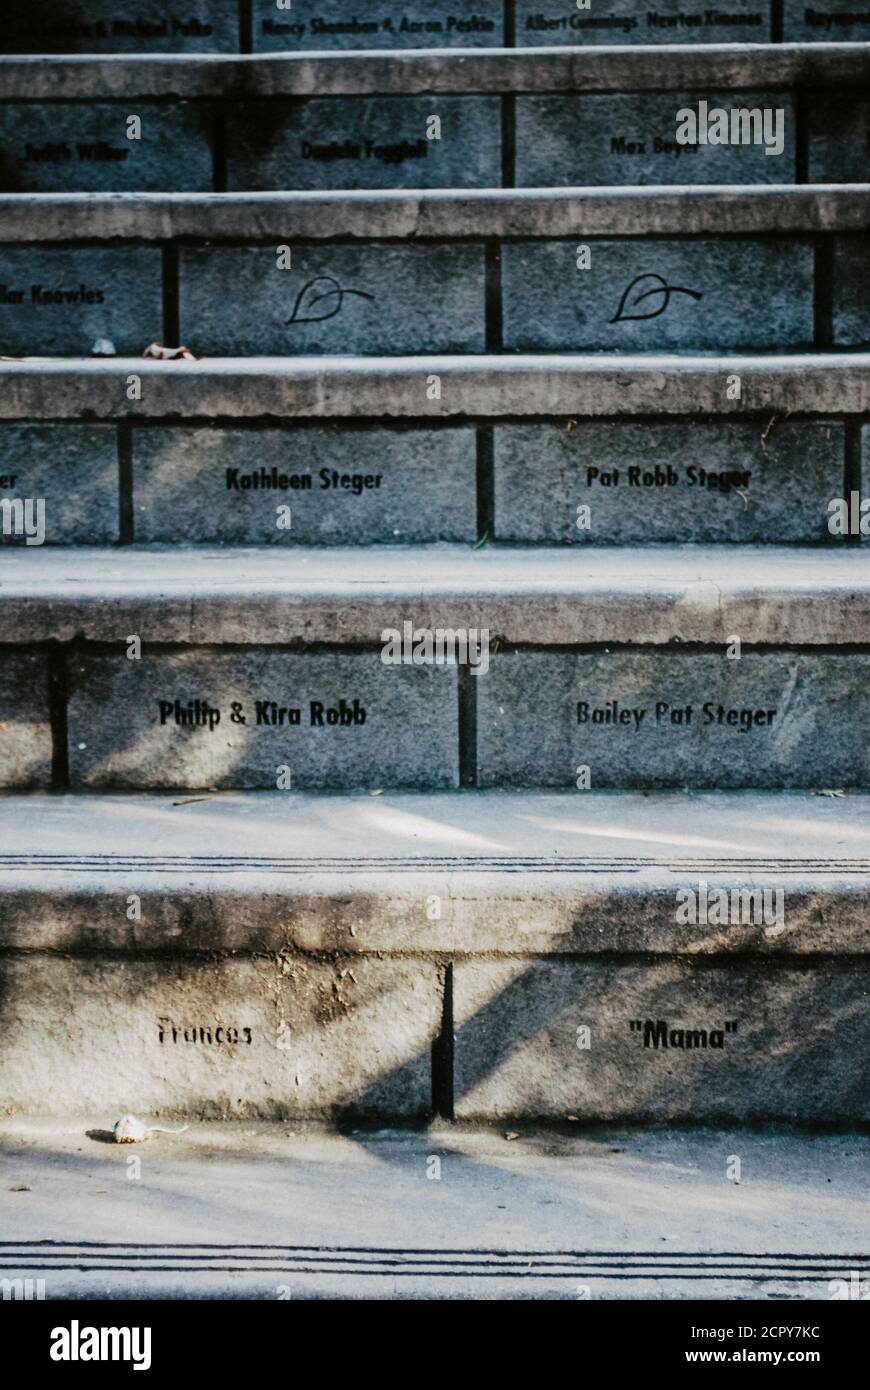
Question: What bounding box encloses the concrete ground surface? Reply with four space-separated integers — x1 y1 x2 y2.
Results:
1 1120 868 1300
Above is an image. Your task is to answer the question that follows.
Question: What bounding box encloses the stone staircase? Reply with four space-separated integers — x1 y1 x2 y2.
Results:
0 3 869 1140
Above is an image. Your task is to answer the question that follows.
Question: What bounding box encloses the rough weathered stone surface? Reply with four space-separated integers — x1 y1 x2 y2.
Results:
515 93 796 187
0 954 441 1118
832 238 870 347
0 653 52 787
253 0 503 49
2 546 870 646
133 425 477 544
783 0 870 40
67 650 460 790
856 419 861 539
501 240 814 351
0 355 867 421
493 420 843 544
0 188 866 244
808 97 870 183
179 243 485 354
0 424 118 544
226 97 500 191
0 248 163 355
477 650 870 789
2 789 868 957
453 959 870 1120
516 0 771 44
1 49 867 101
0 1 239 53
0 103 214 193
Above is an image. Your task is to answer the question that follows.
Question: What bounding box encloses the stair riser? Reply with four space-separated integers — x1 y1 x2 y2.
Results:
0 92 867 191
2 236 867 354
478 649 870 790
0 418 863 547
454 959 870 1121
0 954 443 1118
1 951 867 1121
2 4 869 52
2 882 868 955
3 646 870 790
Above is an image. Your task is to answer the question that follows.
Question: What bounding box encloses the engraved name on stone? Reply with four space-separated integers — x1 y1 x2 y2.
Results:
524 7 766 36
225 467 384 495
262 13 497 41
629 1018 739 1049
48 17 215 41
576 700 779 730
0 283 106 306
299 138 429 166
24 141 129 165
581 464 751 493
158 1017 252 1045
157 697 369 729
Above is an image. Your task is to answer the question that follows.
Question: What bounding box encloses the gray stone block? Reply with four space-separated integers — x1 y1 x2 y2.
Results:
0 248 163 355
253 0 503 49
517 0 770 44
856 422 861 542
0 954 441 1118
493 420 844 544
67 650 460 790
0 103 214 193
1 355 867 423
808 97 870 183
833 238 870 347
133 425 477 544
3 547 869 647
477 650 870 789
179 243 486 354
0 424 118 545
515 93 795 186
783 0 870 39
0 1 239 53
501 240 814 351
0 652 52 787
454 960 870 1121
226 97 501 191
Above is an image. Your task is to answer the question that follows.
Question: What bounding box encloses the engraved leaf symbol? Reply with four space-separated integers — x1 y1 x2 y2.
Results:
609 273 703 325
286 275 375 327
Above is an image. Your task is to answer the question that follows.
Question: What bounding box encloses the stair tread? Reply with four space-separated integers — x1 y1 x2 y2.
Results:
1 787 866 867
1 42 867 98
1 790 867 956
2 352 868 419
1 544 869 645
1 184 867 240
0 1120 866 1301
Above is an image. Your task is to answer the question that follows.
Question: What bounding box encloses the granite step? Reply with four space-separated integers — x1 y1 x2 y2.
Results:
0 46 867 193
0 545 868 791
3 351 867 416
4 1 870 54
0 788 868 1121
3 1121 868 1302
0 187 867 356
0 353 867 546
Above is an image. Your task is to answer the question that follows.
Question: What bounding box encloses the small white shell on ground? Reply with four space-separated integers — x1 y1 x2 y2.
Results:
112 1114 151 1143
